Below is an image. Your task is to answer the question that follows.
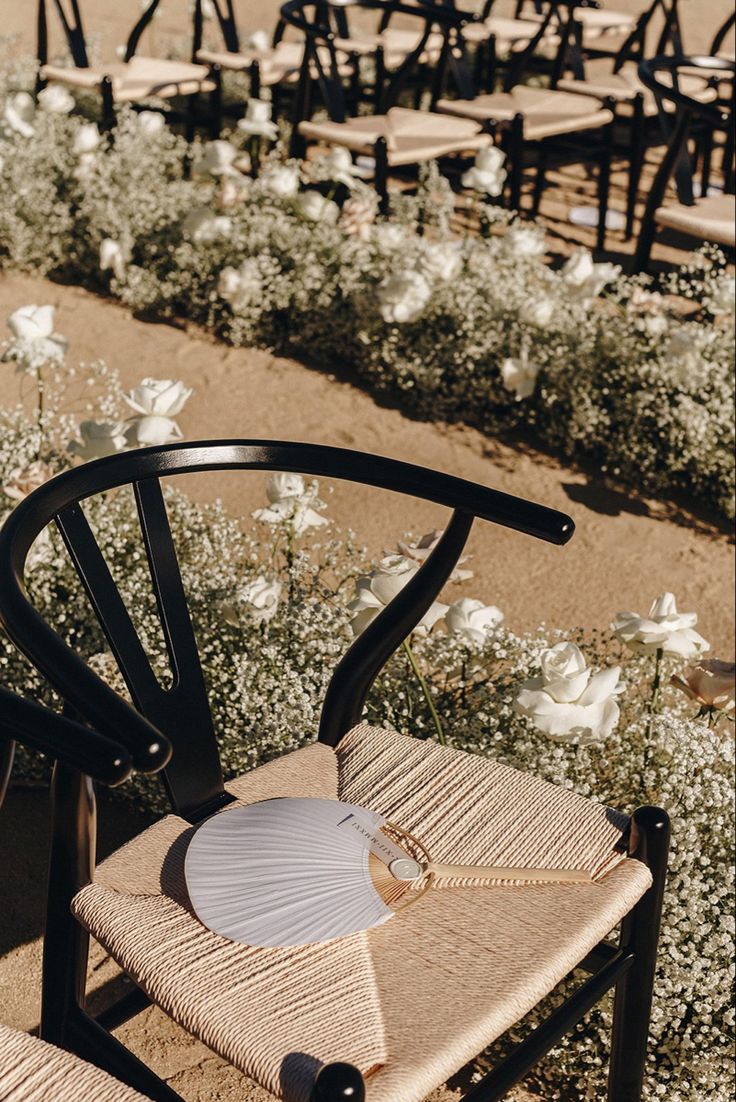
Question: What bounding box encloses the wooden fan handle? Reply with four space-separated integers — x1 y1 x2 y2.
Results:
427 862 593 884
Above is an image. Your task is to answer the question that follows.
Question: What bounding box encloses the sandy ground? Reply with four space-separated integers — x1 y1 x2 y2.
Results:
0 2 734 1097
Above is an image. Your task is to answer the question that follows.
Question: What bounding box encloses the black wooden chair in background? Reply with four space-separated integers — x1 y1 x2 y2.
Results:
633 54 735 270
283 0 492 211
433 0 616 247
0 441 669 1102
37 0 220 136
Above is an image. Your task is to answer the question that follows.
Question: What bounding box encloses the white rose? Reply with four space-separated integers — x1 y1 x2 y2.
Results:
461 146 507 196
5 304 67 366
348 554 447 637
247 29 271 51
124 378 193 417
70 420 128 461
504 223 546 257
396 529 473 582
194 140 241 178
612 592 709 660
707 275 735 316
671 658 735 713
418 240 462 283
445 598 503 645
372 223 406 252
562 247 620 300
266 472 306 502
261 164 300 199
516 642 624 744
252 473 328 535
378 270 431 324
137 110 165 135
37 84 75 114
217 259 263 312
321 145 361 188
520 296 554 328
238 98 278 140
182 206 232 243
222 576 282 626
2 92 35 138
99 238 130 281
72 122 101 156
501 351 540 400
126 415 183 447
297 190 340 224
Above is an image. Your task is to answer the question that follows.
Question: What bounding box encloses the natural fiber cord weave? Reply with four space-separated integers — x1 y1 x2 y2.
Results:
0 1023 146 1102
72 724 652 1102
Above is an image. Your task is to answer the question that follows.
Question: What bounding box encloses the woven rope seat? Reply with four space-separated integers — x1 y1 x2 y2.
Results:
40 57 215 103
298 106 490 165
195 41 353 85
72 723 651 1102
0 1023 146 1102
557 62 717 116
653 193 736 247
436 85 613 141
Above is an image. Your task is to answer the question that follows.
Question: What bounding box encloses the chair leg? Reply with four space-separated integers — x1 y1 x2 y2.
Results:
100 75 115 133
185 91 199 144
375 136 389 215
607 806 670 1102
40 762 95 1047
508 113 524 213
531 143 547 218
596 106 615 252
625 94 645 239
209 64 222 139
68 1010 185 1102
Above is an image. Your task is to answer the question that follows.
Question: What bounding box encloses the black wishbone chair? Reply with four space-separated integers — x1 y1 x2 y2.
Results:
0 690 156 1101
633 54 735 271
433 0 616 247
0 440 669 1102
37 0 221 136
515 0 638 57
553 0 718 238
284 0 491 211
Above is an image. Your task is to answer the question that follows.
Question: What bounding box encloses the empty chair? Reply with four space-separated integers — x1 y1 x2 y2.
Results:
37 0 219 135
284 0 492 211
0 439 670 1102
634 54 735 270
433 2 615 248
555 0 715 236
515 0 638 54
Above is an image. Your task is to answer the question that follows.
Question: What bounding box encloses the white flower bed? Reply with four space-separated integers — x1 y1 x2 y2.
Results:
0 317 733 1102
0 93 733 518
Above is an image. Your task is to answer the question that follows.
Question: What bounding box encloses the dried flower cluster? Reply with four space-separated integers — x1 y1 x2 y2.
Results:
0 315 733 1102
0 87 733 517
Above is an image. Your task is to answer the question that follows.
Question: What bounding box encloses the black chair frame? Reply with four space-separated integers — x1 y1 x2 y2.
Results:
283 0 482 209
433 0 616 248
633 54 734 271
0 440 668 1102
36 0 222 138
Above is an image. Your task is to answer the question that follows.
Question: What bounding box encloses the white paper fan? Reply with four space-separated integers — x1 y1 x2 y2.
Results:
185 797 592 948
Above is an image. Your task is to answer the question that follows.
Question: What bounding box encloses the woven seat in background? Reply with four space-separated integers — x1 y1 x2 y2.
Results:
40 56 215 103
0 1022 147 1102
73 724 651 1102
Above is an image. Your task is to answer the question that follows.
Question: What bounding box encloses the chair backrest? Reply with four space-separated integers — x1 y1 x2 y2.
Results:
0 441 573 823
607 0 682 75
282 0 471 119
711 11 735 57
37 0 165 68
637 54 733 208
192 0 241 57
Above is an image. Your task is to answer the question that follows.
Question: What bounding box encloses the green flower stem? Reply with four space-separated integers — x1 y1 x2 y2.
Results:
402 639 446 745
36 365 44 459
646 647 664 741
